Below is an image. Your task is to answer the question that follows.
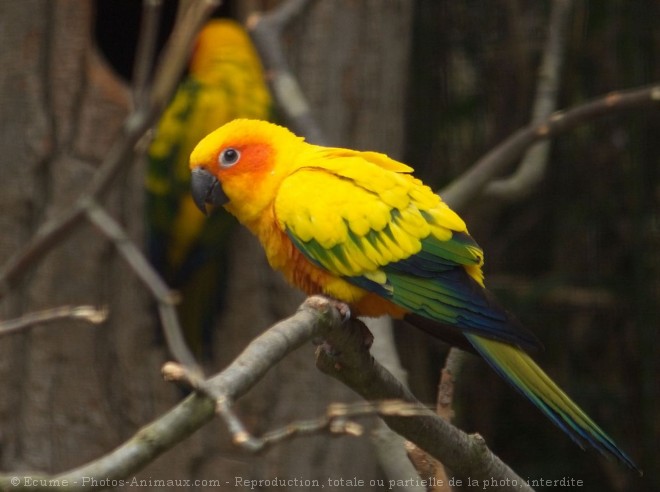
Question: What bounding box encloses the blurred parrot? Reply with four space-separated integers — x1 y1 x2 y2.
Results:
188 118 640 472
146 20 271 357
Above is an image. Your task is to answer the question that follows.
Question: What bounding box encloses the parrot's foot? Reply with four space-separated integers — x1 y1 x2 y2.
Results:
327 298 351 322
313 317 373 360
314 318 374 372
305 295 351 322
310 296 352 348
309 296 373 368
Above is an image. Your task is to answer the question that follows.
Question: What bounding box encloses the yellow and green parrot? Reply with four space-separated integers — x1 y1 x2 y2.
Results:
188 118 639 472
146 21 271 355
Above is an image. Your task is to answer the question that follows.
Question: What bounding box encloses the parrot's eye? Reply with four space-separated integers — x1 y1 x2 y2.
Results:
218 148 241 168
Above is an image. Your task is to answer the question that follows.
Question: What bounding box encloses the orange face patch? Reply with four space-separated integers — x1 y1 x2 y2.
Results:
215 142 276 181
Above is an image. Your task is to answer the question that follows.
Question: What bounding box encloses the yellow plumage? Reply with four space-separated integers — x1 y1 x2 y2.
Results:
146 22 270 355
188 119 640 471
189 119 480 312
147 19 271 270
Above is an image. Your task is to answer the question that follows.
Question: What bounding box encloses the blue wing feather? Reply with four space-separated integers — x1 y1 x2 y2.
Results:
287 226 542 350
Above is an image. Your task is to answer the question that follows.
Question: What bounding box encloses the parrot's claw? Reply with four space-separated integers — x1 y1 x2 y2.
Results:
313 304 373 365
328 298 351 322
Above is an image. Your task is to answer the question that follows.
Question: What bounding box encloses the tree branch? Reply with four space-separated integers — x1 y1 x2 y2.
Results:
247 0 328 145
0 297 532 492
484 0 573 201
85 201 202 378
368 318 426 492
132 0 163 109
405 346 467 492
440 84 660 210
0 0 219 301
417 7 575 480
0 297 337 491
316 316 534 492
249 4 421 486
0 305 107 337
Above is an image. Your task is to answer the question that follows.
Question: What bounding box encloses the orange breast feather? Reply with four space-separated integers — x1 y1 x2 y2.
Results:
260 217 406 319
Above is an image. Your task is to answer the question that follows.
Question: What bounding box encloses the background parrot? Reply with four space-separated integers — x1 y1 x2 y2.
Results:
146 20 271 356
187 118 641 473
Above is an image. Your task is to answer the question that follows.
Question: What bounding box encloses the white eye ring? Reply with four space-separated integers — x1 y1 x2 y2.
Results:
218 148 241 168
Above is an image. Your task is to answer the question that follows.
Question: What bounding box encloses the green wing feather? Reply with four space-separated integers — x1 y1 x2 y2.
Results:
275 148 639 472
275 154 536 347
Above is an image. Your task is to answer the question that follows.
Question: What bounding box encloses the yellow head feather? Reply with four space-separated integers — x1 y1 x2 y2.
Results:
190 119 306 227
191 20 262 83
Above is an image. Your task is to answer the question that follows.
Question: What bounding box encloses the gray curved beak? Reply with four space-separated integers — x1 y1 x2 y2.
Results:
190 167 228 215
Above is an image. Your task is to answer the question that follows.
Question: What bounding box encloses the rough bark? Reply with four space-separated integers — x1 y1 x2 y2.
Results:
0 0 180 475
193 0 416 485
0 0 414 488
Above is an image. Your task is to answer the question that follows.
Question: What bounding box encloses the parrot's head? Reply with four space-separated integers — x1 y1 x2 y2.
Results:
190 19 262 84
190 119 304 225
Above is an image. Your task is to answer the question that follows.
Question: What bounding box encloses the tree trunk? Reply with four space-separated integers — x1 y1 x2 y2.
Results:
0 0 181 474
198 0 415 485
0 0 413 488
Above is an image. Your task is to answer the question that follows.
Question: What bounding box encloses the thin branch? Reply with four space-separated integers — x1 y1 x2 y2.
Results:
132 0 164 109
484 0 574 201
0 296 531 492
84 202 202 379
406 348 466 492
316 317 534 492
437 348 465 421
213 398 421 454
0 305 107 337
0 297 338 491
440 84 660 211
0 0 219 301
203 296 340 399
85 203 173 303
148 0 220 110
368 318 426 492
254 401 425 450
405 442 448 492
248 0 328 145
253 402 365 447
251 6 422 484
0 206 87 302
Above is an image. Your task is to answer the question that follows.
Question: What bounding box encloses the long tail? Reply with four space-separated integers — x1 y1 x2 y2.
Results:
466 333 641 474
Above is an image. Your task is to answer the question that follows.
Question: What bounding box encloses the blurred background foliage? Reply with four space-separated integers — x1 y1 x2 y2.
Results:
401 0 658 486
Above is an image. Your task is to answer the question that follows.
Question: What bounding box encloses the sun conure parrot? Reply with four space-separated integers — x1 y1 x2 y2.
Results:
146 21 271 356
188 118 639 472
